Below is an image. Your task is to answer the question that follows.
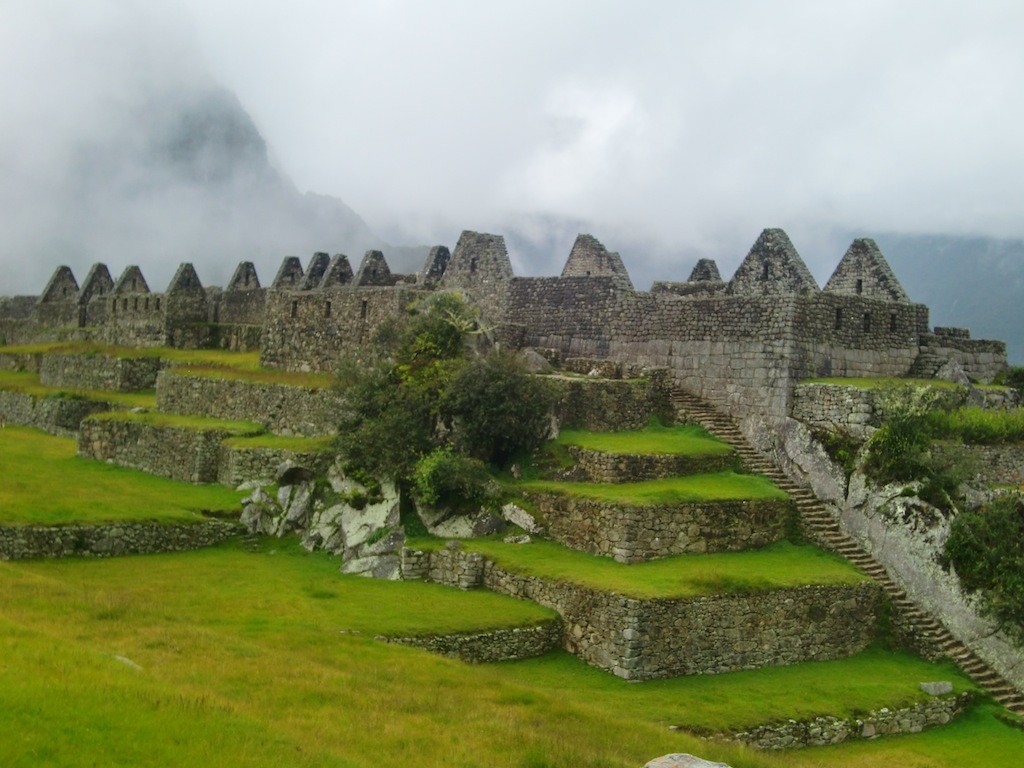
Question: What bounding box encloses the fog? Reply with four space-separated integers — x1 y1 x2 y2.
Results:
2 0 1024 295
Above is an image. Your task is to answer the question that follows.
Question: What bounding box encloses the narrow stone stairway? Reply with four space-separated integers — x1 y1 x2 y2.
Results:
672 388 1024 716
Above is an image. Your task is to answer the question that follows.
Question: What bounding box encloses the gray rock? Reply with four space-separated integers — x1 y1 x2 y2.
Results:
920 681 953 696
644 755 732 768
501 502 543 534
520 348 552 373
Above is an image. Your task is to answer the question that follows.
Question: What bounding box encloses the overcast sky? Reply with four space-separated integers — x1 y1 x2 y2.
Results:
3 0 1024 292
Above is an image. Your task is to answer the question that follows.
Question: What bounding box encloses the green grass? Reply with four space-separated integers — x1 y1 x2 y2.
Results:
410 539 867 598
493 647 976 733
87 409 264 436
166 364 336 389
0 427 244 525
224 433 336 452
557 422 733 456
803 377 966 391
0 540 1016 768
0 369 157 409
512 471 788 504
0 341 262 370
925 406 1024 445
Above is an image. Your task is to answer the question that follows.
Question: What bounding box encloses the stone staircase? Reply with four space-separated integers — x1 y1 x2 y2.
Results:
672 388 1024 716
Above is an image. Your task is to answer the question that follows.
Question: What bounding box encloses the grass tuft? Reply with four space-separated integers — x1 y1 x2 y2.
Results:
511 471 788 504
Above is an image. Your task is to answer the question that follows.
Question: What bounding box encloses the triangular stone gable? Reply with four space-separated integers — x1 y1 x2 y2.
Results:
824 238 910 303
227 262 261 291
40 266 79 303
442 231 515 287
560 234 633 290
319 254 354 289
355 250 392 286
301 252 331 290
728 228 819 296
419 245 451 287
78 263 114 304
688 258 722 282
113 266 150 294
166 263 204 294
272 256 305 289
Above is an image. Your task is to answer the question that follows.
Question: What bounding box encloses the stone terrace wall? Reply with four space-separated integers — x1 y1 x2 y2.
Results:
0 352 42 372
156 371 342 436
260 286 424 372
79 417 230 483
550 374 671 431
566 445 737 483
39 353 161 392
218 443 335 486
0 521 239 560
379 620 562 663
0 390 110 436
728 692 972 750
934 443 1024 487
527 493 794 563
402 546 881 680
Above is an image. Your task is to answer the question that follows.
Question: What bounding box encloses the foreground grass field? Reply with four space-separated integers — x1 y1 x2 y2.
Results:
0 540 1021 768
0 427 243 525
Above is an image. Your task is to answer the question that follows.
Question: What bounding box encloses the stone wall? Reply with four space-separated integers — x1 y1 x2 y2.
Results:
260 285 424 371
218 443 335 486
934 442 1024 487
0 520 239 560
0 390 110 436
79 416 231 483
378 619 562 663
550 374 671 431
39 353 161 392
402 546 881 680
156 371 342 436
566 445 737 483
527 493 794 563
727 692 972 749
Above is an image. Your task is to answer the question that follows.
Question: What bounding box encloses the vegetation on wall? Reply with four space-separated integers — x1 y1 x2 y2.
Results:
334 293 555 505
945 495 1024 639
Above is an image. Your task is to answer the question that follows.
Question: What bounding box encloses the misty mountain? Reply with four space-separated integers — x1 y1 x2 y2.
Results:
5 81 382 293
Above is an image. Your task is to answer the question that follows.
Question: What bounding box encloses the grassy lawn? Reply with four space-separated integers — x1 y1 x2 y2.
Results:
225 433 336 452
512 471 788 504
0 341 262 370
409 539 867 598
925 406 1024 445
557 422 734 456
87 410 264 435
802 377 966 391
0 540 1018 768
0 369 157 409
166 364 336 389
0 427 244 525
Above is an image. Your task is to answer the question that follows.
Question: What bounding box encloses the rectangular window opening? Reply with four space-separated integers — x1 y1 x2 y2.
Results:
291 300 298 319
834 307 842 330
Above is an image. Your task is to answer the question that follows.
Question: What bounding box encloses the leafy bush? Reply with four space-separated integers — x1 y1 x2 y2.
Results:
945 495 1024 636
412 449 492 508
444 352 557 465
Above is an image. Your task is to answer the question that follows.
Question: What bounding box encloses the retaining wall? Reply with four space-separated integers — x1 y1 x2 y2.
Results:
527 493 794 562
0 390 110 436
218 443 335 486
550 372 672 431
38 353 161 392
565 445 737 483
401 546 880 680
0 520 239 560
378 619 562 663
156 371 341 436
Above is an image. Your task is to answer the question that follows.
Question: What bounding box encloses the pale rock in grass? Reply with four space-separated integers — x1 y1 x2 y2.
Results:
240 486 279 535
520 348 552 374
417 503 507 538
500 502 543 534
644 753 731 768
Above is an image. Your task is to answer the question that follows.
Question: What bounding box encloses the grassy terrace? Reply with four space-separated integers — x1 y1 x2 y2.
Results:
0 341 262 370
512 471 788 504
410 539 866 598
1 540 1014 767
0 427 244 525
224 433 336 452
803 376 970 391
557 422 733 456
0 369 157 409
86 410 264 435
166 364 336 389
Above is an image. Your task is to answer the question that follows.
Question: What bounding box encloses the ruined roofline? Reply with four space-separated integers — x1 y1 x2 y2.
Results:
227 261 261 291
113 265 151 294
823 238 911 303
78 263 114 305
40 265 79 303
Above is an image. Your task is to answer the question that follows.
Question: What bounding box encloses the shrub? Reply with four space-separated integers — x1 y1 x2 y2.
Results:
945 496 1024 637
412 449 492 508
443 352 557 466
